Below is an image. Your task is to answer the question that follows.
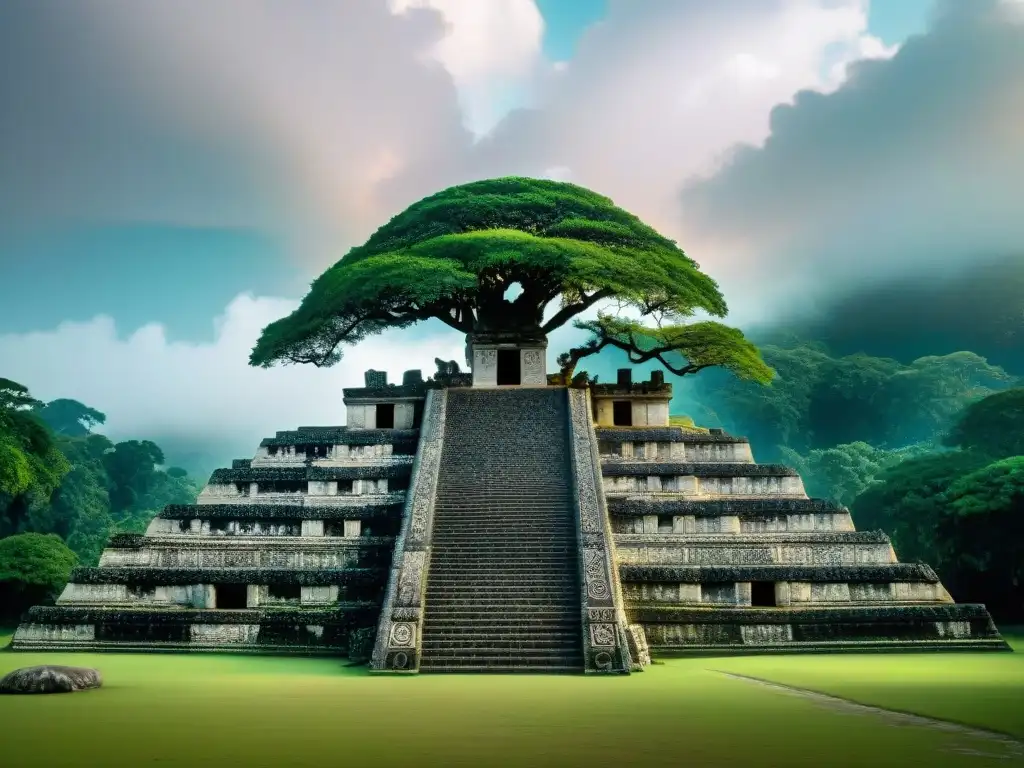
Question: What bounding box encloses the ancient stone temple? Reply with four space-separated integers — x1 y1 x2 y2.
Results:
13 365 1008 670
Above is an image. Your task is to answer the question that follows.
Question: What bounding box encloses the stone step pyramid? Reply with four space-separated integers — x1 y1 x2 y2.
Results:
13 367 1008 665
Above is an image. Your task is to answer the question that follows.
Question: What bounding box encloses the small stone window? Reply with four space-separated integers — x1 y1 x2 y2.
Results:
751 581 777 607
376 403 395 429
215 583 248 610
613 401 632 426
657 514 674 533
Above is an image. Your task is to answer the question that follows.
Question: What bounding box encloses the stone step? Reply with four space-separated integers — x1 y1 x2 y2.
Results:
420 653 584 667
422 623 582 635
432 529 575 536
432 510 574 517
427 578 577 587
426 599 578 609
423 612 580 623
436 489 571 496
417 645 582 658
434 501 577 507
430 539 576 548
429 563 577 571
430 559 576 566
422 631 580 643
426 584 577 593
426 597 578 606
419 664 582 674
431 529 575 537
426 575 577 585
428 544 581 548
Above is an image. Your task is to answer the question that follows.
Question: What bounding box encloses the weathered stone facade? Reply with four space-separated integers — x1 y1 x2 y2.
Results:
14 366 1008 662
596 373 1007 653
12 371 432 655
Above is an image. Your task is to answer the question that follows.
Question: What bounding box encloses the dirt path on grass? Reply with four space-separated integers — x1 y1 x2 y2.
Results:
717 671 1024 763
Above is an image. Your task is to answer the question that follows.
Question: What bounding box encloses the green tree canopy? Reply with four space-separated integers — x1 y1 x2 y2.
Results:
780 441 932 506
250 177 764 383
944 387 1024 460
947 456 1024 518
0 532 78 621
943 456 1024 619
1 379 70 534
35 398 107 437
102 439 166 515
850 450 989 575
685 342 1013 461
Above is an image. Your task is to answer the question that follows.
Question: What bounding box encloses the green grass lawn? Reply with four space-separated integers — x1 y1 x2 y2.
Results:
1 629 1022 768
707 635 1024 740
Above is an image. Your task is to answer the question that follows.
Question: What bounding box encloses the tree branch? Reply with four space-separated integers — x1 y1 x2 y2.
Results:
541 288 616 334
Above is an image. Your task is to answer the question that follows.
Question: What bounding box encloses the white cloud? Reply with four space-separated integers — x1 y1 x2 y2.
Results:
0 295 467 456
473 0 889 239
389 0 545 135
675 0 1024 325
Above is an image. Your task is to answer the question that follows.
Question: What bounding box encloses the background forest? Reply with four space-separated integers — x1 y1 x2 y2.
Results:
0 379 200 621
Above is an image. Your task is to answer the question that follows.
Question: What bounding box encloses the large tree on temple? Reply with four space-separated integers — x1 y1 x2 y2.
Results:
249 177 772 384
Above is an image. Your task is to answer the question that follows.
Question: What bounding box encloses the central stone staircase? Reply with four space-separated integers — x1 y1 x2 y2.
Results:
419 388 584 673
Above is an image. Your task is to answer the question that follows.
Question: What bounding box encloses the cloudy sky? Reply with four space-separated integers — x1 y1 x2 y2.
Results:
1 0 1021 470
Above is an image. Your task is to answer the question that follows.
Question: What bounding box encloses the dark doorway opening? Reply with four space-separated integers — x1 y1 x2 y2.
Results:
497 349 521 385
376 403 395 429
751 581 777 607
613 400 633 426
215 583 248 610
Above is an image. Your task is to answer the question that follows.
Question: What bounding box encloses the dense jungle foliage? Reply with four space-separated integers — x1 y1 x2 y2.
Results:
673 341 1024 620
0 378 200 619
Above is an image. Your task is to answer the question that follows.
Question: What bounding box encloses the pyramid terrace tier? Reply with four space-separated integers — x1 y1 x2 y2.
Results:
99 533 394 570
595 427 754 463
620 563 939 583
614 531 898 567
627 604 1010 653
159 502 403 520
254 427 420 466
149 502 403 538
607 497 853 534
12 604 380 654
619 563 953 608
600 462 805 497
65 566 387 587
199 462 411 504
209 464 413 483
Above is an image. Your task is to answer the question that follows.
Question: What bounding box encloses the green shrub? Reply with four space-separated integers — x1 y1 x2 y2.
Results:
0 533 78 622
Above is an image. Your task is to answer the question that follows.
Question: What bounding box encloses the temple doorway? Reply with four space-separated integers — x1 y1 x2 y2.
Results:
751 581 777 607
376 403 395 429
613 401 633 426
497 349 521 385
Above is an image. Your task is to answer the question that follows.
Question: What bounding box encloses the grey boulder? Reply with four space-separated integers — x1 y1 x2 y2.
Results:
0 665 102 694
